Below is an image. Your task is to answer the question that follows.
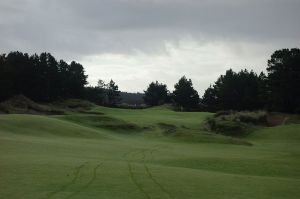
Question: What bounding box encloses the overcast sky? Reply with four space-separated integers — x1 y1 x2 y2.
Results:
1 0 299 94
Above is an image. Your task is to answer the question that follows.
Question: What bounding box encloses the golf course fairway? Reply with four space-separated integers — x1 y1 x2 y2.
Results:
0 106 299 199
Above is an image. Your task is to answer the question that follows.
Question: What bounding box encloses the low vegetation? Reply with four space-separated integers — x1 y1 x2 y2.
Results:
63 114 144 133
0 95 64 115
50 98 94 112
204 110 268 136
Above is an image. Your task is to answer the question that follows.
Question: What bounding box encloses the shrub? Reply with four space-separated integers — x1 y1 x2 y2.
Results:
204 110 267 136
0 95 64 115
236 111 267 124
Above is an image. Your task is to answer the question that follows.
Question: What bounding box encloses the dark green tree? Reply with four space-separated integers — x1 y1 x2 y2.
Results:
0 51 88 102
39 53 60 101
68 61 88 98
143 81 168 106
202 69 267 111
267 48 300 112
173 76 200 110
84 86 106 105
106 79 121 106
201 85 218 111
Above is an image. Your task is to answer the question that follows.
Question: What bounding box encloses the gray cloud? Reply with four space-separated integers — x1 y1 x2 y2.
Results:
0 0 299 92
1 0 299 57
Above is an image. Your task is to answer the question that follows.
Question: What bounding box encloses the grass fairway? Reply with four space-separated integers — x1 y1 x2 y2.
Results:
0 106 300 199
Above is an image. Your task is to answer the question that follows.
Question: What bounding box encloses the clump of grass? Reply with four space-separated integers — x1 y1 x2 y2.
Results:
158 123 177 134
0 95 64 115
52 99 94 111
63 115 145 133
204 110 267 136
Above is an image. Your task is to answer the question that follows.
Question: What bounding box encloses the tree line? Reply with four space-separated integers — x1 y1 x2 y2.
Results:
0 48 299 113
0 52 87 102
0 52 121 106
143 48 300 113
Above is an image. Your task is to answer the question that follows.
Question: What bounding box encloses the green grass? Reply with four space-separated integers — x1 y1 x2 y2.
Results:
0 106 300 199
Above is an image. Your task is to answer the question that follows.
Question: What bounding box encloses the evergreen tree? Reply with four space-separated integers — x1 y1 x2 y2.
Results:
67 61 88 98
0 51 88 102
173 76 200 110
106 79 121 106
144 81 168 106
202 85 218 111
267 48 300 112
202 69 266 111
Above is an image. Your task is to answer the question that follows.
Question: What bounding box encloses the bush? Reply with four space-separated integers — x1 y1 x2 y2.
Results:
0 95 64 115
236 111 267 124
205 117 244 136
204 110 267 136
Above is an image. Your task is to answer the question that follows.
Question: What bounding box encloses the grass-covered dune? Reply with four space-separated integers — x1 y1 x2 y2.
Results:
0 106 300 199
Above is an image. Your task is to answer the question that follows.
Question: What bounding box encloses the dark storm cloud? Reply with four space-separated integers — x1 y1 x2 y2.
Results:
0 0 299 59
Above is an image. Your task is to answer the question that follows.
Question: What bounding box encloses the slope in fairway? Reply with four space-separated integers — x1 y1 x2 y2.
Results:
0 107 300 199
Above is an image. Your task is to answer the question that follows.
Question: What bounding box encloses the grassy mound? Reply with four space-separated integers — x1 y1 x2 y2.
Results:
62 114 145 133
0 114 108 138
157 122 177 134
204 111 267 136
0 95 64 115
50 99 95 112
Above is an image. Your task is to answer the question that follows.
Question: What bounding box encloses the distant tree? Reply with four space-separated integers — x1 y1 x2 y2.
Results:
257 72 268 108
106 79 121 106
97 79 106 89
39 52 60 101
201 85 218 111
95 79 108 104
84 86 106 105
0 51 88 102
66 61 88 98
58 60 70 98
267 48 300 112
143 81 169 106
173 76 200 110
120 92 144 105
202 69 266 111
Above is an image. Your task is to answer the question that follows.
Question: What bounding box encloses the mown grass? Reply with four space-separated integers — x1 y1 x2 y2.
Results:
0 106 300 199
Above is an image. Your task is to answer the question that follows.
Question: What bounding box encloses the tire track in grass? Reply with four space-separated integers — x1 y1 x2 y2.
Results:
143 149 175 199
41 162 87 199
64 163 103 199
128 161 151 199
125 146 173 199
125 149 151 199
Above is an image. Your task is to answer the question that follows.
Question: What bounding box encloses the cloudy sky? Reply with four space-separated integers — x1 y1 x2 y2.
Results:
1 0 299 94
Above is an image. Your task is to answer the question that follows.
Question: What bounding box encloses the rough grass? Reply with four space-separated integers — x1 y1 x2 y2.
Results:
62 114 144 133
204 110 268 136
157 123 177 134
0 106 300 199
0 95 64 115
